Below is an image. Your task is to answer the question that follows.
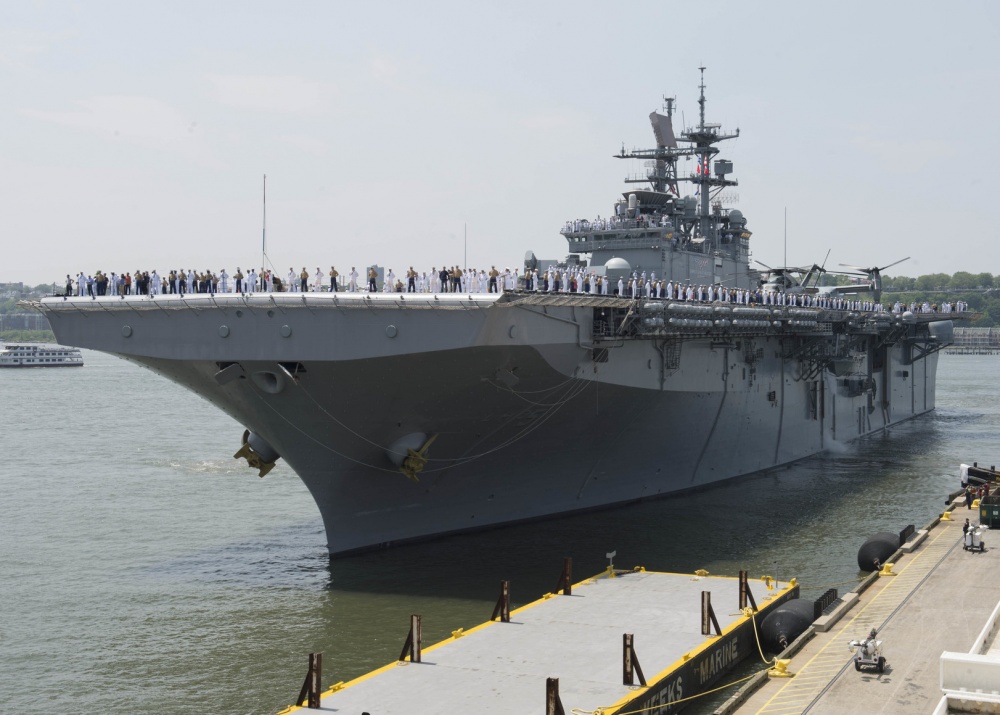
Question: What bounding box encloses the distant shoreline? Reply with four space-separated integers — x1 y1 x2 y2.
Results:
0 330 56 343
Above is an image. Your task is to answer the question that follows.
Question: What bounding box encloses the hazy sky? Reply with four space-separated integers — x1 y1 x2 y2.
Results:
3 1 998 287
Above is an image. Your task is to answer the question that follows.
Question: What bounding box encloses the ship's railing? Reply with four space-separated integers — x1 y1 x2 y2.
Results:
561 218 673 234
565 235 674 251
563 234 747 257
29 292 505 313
26 294 974 329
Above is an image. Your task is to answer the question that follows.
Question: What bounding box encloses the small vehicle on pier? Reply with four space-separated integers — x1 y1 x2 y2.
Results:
848 629 886 673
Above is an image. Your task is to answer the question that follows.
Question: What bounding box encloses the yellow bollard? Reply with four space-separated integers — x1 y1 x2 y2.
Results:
769 659 794 678
940 511 953 521
879 562 895 576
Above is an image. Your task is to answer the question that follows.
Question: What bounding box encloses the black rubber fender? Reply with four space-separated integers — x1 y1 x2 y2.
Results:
858 531 899 571
759 598 815 652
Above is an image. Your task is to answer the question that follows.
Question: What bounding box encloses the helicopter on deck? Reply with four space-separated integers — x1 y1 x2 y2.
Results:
756 256 910 302
837 257 910 303
756 261 828 295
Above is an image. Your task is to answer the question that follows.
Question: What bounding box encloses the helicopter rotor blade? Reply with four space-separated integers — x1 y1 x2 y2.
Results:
838 263 867 273
820 249 832 271
878 256 910 272
838 257 910 275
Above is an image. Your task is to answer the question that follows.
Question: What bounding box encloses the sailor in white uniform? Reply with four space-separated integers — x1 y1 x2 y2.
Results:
220 269 229 293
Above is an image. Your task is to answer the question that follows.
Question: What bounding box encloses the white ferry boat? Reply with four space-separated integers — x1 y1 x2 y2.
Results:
0 344 84 368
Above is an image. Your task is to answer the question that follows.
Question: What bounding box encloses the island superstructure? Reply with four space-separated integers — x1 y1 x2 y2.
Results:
28 72 956 556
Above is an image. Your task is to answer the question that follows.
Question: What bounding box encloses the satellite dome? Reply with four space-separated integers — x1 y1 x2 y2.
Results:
605 257 631 272
728 210 745 227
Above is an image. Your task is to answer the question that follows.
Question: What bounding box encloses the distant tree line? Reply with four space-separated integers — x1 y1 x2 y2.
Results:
0 329 56 342
819 271 999 325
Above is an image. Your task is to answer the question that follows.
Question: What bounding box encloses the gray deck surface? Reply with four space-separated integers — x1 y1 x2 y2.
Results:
297 570 781 714
734 510 1000 715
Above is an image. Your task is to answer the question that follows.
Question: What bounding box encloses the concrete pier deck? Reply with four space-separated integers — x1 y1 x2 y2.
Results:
725 504 1000 715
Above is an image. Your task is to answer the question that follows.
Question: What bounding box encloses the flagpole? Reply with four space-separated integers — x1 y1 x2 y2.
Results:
262 174 267 270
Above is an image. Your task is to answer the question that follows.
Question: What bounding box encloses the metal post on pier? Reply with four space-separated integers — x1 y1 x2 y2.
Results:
739 570 758 612
399 614 422 663
622 633 647 686
702 591 722 636
491 580 511 622
295 652 322 709
556 557 573 595
546 677 566 715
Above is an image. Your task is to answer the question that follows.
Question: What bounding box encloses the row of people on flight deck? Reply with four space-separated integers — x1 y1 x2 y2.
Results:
891 300 966 314
64 265 524 297
62 270 967 316
526 272 886 311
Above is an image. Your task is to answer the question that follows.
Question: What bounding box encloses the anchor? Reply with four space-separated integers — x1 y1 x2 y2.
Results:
233 429 279 477
399 434 438 482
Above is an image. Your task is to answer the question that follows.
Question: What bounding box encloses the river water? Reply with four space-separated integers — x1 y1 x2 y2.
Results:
0 351 995 714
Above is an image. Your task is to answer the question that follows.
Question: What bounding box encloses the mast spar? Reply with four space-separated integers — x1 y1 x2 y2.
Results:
262 174 267 270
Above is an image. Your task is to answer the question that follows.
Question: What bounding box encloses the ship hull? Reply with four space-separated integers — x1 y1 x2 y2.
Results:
35 293 942 555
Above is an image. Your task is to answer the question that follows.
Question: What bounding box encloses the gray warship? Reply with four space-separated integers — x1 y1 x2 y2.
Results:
30 72 956 556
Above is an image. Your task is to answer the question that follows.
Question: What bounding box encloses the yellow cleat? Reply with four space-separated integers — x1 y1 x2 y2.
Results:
768 659 794 677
